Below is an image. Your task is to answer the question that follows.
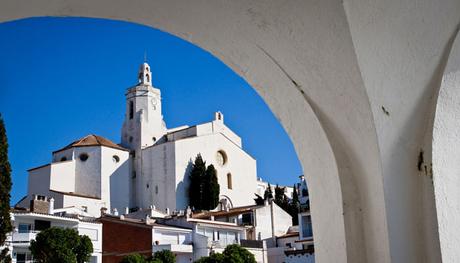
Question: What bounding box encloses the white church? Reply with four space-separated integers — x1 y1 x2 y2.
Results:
17 62 260 217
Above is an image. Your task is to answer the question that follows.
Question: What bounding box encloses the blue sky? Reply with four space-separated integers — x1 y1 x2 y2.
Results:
0 17 303 205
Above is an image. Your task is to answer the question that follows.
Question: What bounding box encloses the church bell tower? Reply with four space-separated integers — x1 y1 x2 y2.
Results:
121 62 166 150
121 62 167 209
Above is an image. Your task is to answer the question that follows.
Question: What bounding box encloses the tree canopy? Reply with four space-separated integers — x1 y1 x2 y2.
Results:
194 244 256 263
29 227 93 263
151 250 175 263
120 250 176 263
189 154 220 211
0 115 12 263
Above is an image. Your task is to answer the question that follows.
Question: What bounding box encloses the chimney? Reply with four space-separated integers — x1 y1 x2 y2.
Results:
186 206 192 219
125 207 129 215
100 207 108 216
48 197 54 214
113 208 119 216
30 195 50 214
165 208 170 215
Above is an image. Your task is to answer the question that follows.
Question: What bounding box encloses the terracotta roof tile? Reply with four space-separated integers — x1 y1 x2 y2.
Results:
53 134 128 153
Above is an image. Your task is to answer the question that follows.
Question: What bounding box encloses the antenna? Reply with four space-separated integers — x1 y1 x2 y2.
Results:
144 51 147 63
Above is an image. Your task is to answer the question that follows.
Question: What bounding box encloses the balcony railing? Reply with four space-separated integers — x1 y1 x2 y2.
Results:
11 231 38 244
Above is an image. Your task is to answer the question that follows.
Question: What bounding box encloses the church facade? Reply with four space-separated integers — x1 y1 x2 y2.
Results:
18 63 258 217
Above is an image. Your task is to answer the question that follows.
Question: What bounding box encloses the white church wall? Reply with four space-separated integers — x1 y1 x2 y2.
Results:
52 148 74 163
74 146 102 198
28 165 51 197
211 121 242 147
142 142 177 211
49 160 75 193
173 132 257 210
101 147 130 214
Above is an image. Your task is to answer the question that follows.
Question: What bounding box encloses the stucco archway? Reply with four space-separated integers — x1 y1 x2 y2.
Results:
433 29 460 263
2 0 460 262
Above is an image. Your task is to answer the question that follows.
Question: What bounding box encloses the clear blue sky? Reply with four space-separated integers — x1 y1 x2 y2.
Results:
0 17 303 205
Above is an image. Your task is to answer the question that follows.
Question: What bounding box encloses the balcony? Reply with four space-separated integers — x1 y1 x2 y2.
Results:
153 244 193 254
11 231 37 246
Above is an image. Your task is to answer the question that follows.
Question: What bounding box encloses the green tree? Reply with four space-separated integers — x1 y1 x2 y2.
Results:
203 164 220 210
120 253 146 263
290 185 300 225
189 154 206 210
0 115 12 263
150 249 176 263
194 245 255 263
194 252 225 263
222 244 256 263
30 227 93 263
274 184 285 204
263 183 273 200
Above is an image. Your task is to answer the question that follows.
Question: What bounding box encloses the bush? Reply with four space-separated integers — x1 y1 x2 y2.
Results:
120 253 146 263
29 227 93 263
151 250 175 263
194 244 255 263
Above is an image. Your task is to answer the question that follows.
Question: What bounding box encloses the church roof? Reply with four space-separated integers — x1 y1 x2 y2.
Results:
53 134 128 153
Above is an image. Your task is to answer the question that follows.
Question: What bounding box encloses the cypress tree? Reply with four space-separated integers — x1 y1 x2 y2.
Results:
189 154 206 210
204 164 220 210
274 184 285 205
290 185 300 225
264 183 273 200
0 115 12 262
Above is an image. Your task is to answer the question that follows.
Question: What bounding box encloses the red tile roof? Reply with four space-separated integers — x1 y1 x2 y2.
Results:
53 134 128 153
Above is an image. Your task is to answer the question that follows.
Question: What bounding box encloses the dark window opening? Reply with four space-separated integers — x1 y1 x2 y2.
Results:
79 153 89 161
34 220 51 231
227 173 233 189
129 101 134 119
60 157 67 161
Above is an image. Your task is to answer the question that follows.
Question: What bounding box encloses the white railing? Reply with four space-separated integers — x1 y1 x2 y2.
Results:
11 231 38 244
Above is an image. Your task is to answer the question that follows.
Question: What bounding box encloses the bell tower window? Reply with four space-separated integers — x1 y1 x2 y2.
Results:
129 101 134 119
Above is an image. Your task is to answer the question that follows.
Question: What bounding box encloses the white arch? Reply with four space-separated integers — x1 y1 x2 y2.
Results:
433 29 460 262
2 0 459 261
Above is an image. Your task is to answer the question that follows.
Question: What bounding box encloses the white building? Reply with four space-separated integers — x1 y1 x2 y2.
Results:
121 62 258 212
192 200 292 241
5 196 102 263
16 62 260 217
16 135 130 217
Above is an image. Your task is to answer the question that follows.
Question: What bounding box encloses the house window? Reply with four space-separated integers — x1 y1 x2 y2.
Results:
18 224 31 233
34 220 51 231
129 101 134 119
60 156 67 161
79 153 89 161
227 173 233 189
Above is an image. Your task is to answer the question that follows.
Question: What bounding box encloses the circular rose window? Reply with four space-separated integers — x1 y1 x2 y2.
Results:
216 150 227 166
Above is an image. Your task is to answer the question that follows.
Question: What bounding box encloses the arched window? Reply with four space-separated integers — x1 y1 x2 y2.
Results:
129 101 134 119
112 155 120 163
227 173 233 189
146 73 150 82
